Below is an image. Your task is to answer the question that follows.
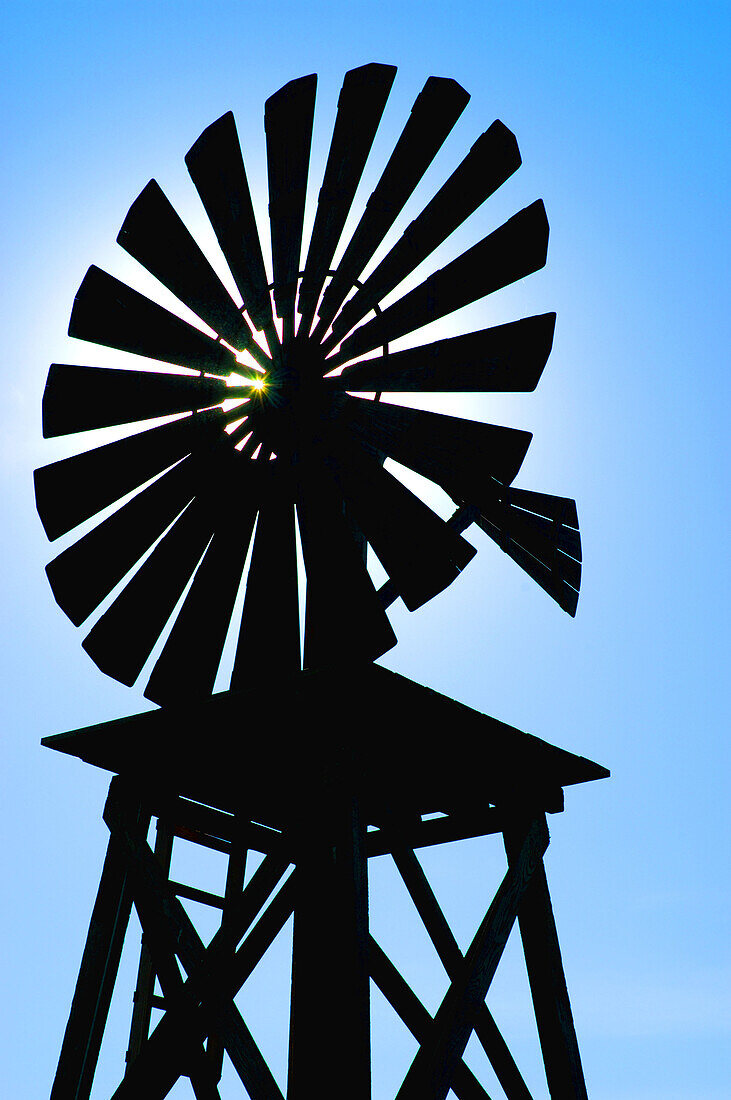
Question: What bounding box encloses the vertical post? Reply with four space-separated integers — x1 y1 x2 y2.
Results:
207 814 249 1082
126 818 174 1066
51 778 148 1100
504 813 588 1100
287 763 370 1099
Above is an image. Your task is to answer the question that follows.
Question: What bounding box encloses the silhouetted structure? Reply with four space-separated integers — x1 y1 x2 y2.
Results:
37 65 606 1099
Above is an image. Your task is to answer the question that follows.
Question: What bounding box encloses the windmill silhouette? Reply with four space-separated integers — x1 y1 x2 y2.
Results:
38 64 607 1100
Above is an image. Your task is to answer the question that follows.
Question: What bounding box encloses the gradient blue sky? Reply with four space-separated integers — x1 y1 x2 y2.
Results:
2 2 729 1098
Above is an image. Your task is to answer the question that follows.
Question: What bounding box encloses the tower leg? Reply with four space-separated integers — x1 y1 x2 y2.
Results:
505 814 588 1100
51 782 149 1100
287 784 370 1099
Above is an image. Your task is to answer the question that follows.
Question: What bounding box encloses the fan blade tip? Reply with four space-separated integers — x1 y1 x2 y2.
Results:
428 74 469 95
69 266 101 330
81 635 137 688
266 72 317 111
46 571 85 628
565 593 579 617
461 538 478 566
347 61 398 89
534 198 549 230
33 474 57 540
185 110 235 161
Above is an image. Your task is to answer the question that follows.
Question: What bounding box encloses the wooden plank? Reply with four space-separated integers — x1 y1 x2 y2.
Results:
287 791 371 1099
396 816 548 1100
389 837 534 1100
148 795 284 857
126 819 173 1065
208 816 250 1082
366 809 505 856
504 818 588 1100
154 793 504 861
169 881 226 909
50 782 148 1100
369 937 493 1100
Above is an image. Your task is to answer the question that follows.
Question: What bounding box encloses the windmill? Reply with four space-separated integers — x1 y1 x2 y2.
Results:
38 64 607 1100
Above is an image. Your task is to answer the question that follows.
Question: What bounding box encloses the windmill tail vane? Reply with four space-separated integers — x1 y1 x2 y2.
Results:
36 63 602 1100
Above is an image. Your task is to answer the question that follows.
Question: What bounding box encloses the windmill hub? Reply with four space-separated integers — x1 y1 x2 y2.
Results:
247 348 336 456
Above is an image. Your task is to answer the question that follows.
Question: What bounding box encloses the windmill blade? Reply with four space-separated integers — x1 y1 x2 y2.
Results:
265 74 317 338
328 314 555 393
82 493 218 687
340 395 531 491
475 488 581 615
313 76 471 342
41 363 245 438
231 468 301 686
35 408 226 541
325 438 476 612
297 455 396 668
325 120 521 351
297 63 397 331
45 446 226 626
144 497 259 705
185 111 275 339
117 179 255 350
69 266 236 373
330 200 549 366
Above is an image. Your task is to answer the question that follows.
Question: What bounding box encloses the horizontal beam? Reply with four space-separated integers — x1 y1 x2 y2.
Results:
366 809 504 855
153 795 510 860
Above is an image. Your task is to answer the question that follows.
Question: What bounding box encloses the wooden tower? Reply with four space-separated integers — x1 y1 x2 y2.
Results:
36 65 607 1099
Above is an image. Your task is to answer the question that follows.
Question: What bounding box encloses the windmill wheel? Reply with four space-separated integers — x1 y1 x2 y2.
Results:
35 64 581 707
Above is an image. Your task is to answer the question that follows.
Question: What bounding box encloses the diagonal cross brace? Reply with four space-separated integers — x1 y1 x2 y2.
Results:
104 779 286 1100
388 838 534 1100
369 936 493 1100
396 814 549 1100
111 850 297 1098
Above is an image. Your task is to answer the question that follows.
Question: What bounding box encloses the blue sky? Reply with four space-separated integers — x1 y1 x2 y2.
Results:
2 2 729 1097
